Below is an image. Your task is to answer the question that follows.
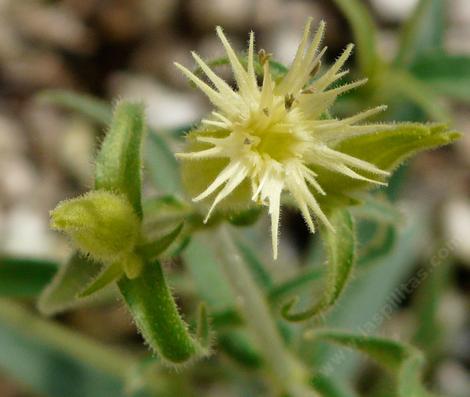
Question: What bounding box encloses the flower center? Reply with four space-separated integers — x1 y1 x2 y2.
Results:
235 105 307 163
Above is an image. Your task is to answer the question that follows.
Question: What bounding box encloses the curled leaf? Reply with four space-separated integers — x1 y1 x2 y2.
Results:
282 209 355 322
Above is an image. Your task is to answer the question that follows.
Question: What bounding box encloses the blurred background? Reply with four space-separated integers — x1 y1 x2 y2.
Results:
0 1 468 396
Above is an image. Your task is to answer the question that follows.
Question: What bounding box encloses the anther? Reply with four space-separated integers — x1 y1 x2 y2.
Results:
258 49 272 65
262 107 269 116
284 94 295 110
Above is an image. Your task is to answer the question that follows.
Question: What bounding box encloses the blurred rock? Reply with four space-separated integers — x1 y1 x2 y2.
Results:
0 114 26 155
0 157 36 204
138 0 178 29
371 0 418 22
187 0 256 32
67 304 136 342
1 205 54 257
447 0 470 53
267 1 342 64
443 198 470 265
59 118 95 186
2 51 74 90
108 73 205 129
96 0 145 42
438 291 467 338
12 1 95 53
436 360 470 397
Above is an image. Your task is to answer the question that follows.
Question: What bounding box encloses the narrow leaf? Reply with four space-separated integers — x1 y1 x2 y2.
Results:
235 239 273 290
38 89 111 124
218 330 263 369
332 0 379 75
387 70 450 121
351 195 403 225
37 252 104 315
396 0 445 66
146 133 182 194
95 101 146 218
312 375 359 397
78 261 124 298
411 53 470 102
357 222 397 267
269 268 324 304
137 223 184 260
308 330 432 397
282 209 355 322
0 258 57 298
196 303 211 348
211 308 243 328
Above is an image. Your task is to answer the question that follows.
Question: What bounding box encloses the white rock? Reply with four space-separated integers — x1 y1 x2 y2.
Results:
0 114 25 154
0 157 36 202
108 73 205 130
0 206 54 257
371 0 419 22
443 198 470 265
436 360 470 397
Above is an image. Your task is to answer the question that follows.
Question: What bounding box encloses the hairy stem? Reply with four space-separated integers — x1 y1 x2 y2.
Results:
211 226 316 397
118 260 205 364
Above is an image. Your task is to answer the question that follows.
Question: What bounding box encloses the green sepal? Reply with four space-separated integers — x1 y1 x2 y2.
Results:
313 123 460 198
118 260 208 364
137 223 184 260
309 330 434 397
37 252 104 315
282 209 355 322
95 101 146 218
78 261 124 298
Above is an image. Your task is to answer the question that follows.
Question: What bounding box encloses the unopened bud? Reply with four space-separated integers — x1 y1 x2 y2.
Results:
51 191 140 263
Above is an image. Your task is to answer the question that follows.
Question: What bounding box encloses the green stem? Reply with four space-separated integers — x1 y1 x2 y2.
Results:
211 226 316 397
118 260 205 364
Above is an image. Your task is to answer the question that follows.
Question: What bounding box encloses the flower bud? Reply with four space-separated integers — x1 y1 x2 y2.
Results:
51 191 140 263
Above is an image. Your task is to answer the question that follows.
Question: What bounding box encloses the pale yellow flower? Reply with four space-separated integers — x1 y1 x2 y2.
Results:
175 18 390 259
